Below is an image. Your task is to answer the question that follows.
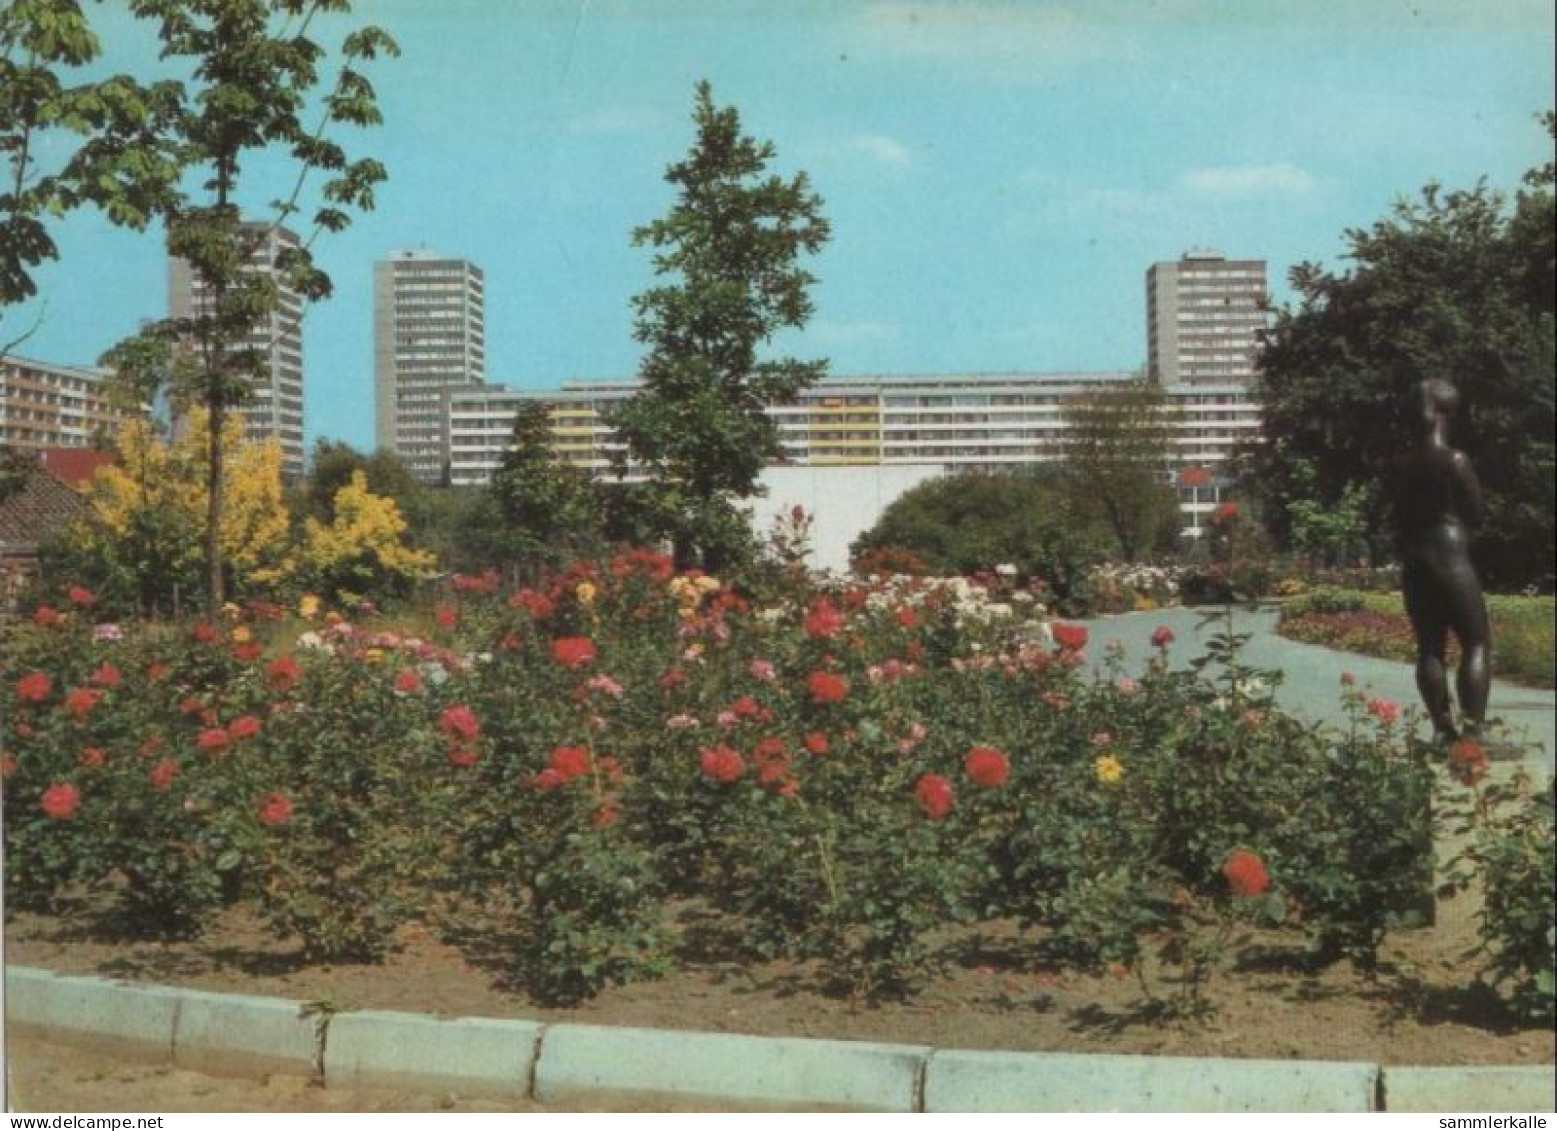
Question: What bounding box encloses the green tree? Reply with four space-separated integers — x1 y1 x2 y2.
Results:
607 80 830 571
1057 378 1181 561
2 0 182 343
482 400 602 578
1252 115 1555 589
101 0 397 614
300 439 421 521
850 471 1106 604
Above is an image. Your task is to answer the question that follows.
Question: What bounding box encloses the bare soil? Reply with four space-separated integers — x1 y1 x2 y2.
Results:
5 889 1552 1073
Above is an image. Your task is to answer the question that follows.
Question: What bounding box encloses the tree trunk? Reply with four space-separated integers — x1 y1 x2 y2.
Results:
207 396 224 615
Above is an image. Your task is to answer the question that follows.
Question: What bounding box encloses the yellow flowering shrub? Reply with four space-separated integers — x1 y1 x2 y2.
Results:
294 471 436 602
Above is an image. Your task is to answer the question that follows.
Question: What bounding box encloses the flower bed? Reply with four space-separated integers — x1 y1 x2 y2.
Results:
1277 588 1555 688
4 560 1551 1025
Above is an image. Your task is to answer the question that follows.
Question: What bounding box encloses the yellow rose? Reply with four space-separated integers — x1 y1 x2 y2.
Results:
576 581 597 607
231 625 252 644
299 593 321 619
364 648 385 664
1095 754 1125 785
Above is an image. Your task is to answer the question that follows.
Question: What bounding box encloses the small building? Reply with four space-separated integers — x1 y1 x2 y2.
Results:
0 456 96 615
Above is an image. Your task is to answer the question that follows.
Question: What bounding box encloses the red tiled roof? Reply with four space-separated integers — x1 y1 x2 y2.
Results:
40 448 117 488
1178 465 1214 488
0 467 91 553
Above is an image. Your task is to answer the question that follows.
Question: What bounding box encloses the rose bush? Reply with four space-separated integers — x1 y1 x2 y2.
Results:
4 550 1542 1017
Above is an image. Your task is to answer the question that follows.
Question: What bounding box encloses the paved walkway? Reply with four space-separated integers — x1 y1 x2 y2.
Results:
1077 605 1555 779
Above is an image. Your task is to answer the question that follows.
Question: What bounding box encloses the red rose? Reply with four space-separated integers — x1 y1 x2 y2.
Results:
41 782 81 820
895 606 920 630
147 661 170 683
232 642 263 663
508 588 555 620
394 668 424 694
447 748 480 769
439 704 481 743
266 655 300 691
1366 697 1401 725
1214 502 1240 523
16 672 51 703
1051 623 1088 652
1448 738 1489 786
549 745 592 782
807 671 849 704
804 598 845 639
965 745 1010 788
1222 849 1270 897
192 621 220 645
32 605 61 627
914 774 954 821
196 727 230 753
63 687 101 718
534 767 566 790
551 636 596 669
79 747 107 769
88 663 121 691
731 695 761 719
753 736 786 762
227 715 262 741
66 585 96 609
257 791 293 826
1150 626 1175 648
804 732 830 756
699 744 745 783
149 759 179 791
435 605 458 629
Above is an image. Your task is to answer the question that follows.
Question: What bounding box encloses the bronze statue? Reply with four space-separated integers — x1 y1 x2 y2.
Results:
1395 378 1491 741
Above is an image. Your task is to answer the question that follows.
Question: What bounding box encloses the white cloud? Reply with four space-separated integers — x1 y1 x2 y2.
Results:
1178 163 1319 199
849 133 914 168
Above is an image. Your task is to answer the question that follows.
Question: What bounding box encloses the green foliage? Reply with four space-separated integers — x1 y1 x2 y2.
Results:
850 471 1106 606
1057 380 1182 561
607 81 829 570
483 401 605 578
1 0 182 324
1442 768 1556 1027
99 0 398 612
1251 115 1556 589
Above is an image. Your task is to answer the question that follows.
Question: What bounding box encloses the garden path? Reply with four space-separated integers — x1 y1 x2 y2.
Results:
1077 605 1555 779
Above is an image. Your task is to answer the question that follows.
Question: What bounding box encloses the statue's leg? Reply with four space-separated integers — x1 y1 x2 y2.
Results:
1443 561 1493 735
1404 565 1457 739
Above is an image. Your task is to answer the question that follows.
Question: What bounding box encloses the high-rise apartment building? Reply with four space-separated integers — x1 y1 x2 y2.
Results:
374 250 486 483
1146 250 1267 386
169 222 306 478
0 353 143 452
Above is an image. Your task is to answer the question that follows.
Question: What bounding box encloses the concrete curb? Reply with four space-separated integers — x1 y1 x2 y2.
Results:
534 1024 928 1111
1381 1066 1557 1113
171 988 320 1078
6 966 1553 1112
923 1048 1378 1112
325 1010 544 1097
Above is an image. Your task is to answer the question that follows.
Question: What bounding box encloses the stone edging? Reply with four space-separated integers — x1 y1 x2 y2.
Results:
6 967 1555 1112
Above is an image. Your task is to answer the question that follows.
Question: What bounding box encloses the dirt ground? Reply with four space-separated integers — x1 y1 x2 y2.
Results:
5 888 1553 1085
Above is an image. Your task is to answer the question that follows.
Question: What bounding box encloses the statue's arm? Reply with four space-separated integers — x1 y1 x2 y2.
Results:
1451 450 1486 529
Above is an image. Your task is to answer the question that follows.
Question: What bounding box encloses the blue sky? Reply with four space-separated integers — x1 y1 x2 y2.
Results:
12 0 1555 451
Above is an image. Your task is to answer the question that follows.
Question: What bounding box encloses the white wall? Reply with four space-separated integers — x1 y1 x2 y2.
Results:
745 464 950 574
